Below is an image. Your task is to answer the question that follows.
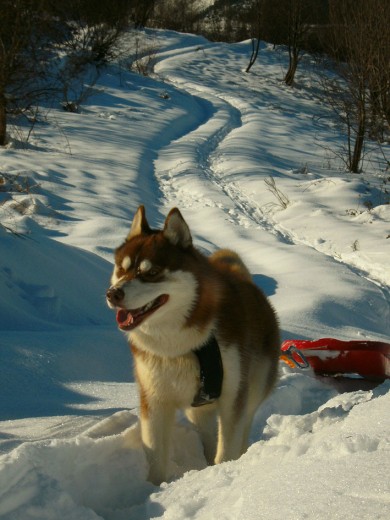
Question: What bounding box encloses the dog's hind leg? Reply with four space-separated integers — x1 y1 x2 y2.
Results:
185 405 218 464
239 358 278 456
239 404 260 457
214 366 270 462
212 346 248 463
214 398 249 464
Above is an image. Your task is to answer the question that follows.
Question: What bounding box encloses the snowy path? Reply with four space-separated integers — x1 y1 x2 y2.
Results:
153 76 293 243
154 40 389 289
0 30 389 520
152 39 390 342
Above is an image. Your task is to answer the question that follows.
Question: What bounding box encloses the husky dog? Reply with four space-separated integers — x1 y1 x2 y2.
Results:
106 206 280 485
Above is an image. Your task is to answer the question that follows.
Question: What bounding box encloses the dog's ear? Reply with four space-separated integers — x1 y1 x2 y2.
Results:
163 208 192 248
127 205 151 240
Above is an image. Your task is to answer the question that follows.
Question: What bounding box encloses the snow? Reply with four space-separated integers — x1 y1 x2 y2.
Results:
0 30 389 519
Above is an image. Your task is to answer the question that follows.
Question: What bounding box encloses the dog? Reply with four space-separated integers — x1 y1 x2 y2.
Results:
106 205 280 485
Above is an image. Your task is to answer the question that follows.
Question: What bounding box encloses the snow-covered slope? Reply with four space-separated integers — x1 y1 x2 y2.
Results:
0 30 389 519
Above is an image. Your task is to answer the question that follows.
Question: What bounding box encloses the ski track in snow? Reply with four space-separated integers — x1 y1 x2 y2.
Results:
152 43 390 307
154 67 294 242
1 31 389 520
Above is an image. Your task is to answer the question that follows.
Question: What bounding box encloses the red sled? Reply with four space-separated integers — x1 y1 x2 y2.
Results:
281 338 390 381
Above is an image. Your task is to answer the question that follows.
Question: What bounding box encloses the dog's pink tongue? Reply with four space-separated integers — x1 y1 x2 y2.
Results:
116 309 133 327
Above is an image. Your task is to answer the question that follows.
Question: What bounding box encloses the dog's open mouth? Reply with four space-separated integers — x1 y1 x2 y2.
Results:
116 294 169 331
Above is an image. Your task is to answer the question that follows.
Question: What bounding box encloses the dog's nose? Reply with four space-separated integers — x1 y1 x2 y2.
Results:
106 287 125 305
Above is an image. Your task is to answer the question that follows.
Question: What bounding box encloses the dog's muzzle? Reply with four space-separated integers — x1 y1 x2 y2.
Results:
106 286 124 307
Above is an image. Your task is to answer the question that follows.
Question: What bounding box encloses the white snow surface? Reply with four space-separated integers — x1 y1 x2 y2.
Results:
0 31 389 520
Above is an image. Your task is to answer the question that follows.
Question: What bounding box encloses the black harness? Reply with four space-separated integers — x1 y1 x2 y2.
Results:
191 335 224 407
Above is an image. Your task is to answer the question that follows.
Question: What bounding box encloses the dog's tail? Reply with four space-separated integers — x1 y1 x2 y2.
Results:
210 249 252 282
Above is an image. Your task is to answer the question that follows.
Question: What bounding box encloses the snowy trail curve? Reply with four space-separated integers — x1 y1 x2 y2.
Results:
154 54 294 244
1 30 389 520
153 36 390 321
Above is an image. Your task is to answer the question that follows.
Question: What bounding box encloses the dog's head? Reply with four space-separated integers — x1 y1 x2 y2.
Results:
106 206 197 333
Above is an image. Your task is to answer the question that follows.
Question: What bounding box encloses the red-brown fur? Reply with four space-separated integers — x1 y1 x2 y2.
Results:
107 206 280 484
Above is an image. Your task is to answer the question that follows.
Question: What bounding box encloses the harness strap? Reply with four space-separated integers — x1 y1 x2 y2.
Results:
191 335 224 407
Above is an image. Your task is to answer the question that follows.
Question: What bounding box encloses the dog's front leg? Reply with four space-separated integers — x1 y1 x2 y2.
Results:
139 396 175 486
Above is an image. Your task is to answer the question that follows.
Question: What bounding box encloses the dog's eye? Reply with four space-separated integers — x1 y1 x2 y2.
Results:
138 266 162 280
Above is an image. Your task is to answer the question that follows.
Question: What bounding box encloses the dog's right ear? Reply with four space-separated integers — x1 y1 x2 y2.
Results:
127 205 151 240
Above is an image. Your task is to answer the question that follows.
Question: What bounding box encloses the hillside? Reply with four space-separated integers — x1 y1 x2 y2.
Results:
0 30 389 520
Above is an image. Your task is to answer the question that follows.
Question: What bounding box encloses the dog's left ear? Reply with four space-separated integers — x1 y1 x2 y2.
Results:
163 208 192 248
127 205 151 240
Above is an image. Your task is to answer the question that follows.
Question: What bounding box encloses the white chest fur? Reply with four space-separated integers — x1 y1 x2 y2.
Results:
134 350 200 408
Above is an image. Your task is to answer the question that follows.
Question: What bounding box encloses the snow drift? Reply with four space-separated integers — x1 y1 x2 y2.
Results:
0 30 389 519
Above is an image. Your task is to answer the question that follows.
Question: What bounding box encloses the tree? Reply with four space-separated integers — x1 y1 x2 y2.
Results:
245 0 265 73
0 0 135 140
0 0 51 145
283 0 310 86
130 0 157 28
326 0 390 172
246 0 325 84
363 1 390 142
152 0 200 33
51 0 133 64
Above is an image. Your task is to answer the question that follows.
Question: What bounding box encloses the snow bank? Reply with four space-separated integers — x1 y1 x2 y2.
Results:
149 387 390 520
0 223 112 331
1 376 389 520
0 411 208 520
0 28 389 520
